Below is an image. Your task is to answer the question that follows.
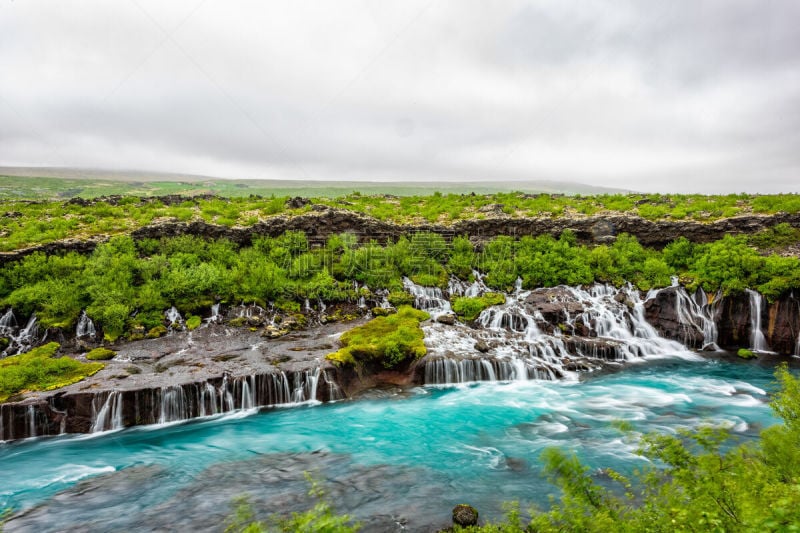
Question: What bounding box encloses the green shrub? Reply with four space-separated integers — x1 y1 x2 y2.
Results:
0 342 104 401
85 347 116 360
326 306 429 369
452 293 505 321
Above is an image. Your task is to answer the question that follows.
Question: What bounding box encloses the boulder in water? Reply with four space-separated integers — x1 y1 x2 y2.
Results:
436 314 456 326
474 340 490 353
452 504 479 527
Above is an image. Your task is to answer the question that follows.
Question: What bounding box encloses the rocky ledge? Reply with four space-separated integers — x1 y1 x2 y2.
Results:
3 208 800 265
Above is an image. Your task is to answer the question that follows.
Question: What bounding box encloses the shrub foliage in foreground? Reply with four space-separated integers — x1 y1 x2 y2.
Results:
0 342 104 401
326 306 429 368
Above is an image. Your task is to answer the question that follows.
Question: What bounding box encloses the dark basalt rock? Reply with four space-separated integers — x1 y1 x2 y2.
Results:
644 287 705 349
525 287 585 324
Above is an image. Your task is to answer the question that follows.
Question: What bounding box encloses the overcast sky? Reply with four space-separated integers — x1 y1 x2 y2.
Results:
1 1 798 193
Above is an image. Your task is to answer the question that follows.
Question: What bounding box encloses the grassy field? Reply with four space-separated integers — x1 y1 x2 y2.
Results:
0 170 623 200
1 188 800 253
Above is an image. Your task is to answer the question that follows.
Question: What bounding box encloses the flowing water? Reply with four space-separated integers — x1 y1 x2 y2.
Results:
0 358 781 532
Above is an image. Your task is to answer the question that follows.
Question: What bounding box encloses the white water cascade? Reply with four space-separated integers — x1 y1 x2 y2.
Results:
75 311 97 338
746 289 769 352
411 278 699 386
91 391 124 433
1 312 40 356
165 307 184 330
403 277 452 318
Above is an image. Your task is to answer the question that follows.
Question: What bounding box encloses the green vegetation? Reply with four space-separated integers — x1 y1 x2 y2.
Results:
2 192 800 252
1 228 798 342
452 293 506 321
737 348 757 359
85 347 116 360
0 343 103 401
326 306 429 368
185 315 202 330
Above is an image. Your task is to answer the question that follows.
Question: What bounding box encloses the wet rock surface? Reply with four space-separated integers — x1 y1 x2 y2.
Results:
4 452 448 533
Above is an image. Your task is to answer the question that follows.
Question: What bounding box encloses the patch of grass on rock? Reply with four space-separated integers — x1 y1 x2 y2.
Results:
0 342 104 401
326 305 429 369
451 293 505 321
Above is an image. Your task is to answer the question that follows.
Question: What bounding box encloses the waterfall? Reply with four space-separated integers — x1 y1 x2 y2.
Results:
421 282 697 386
206 303 222 324
403 277 451 318
746 289 769 352
448 270 489 298
0 308 16 334
75 311 97 338
90 391 124 432
165 307 184 330
27 405 37 438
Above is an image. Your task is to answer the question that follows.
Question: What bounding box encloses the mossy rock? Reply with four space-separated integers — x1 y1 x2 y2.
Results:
371 307 396 317
85 347 117 360
185 315 202 331
0 343 104 402
326 306 429 369
0 337 9 349
737 348 757 359
147 325 167 339
452 504 479 527
228 317 247 328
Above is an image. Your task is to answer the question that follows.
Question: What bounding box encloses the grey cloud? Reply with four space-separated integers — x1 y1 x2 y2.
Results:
0 1 798 192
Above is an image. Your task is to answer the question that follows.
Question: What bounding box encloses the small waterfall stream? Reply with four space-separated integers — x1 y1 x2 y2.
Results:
746 289 769 352
75 311 97 339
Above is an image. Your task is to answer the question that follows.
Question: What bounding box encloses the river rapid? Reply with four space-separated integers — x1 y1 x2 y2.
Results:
0 356 781 532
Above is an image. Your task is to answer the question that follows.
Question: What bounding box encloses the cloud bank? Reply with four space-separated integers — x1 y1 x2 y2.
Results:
1 1 798 193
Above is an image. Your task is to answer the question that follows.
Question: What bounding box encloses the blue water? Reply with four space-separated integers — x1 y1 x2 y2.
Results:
0 357 783 531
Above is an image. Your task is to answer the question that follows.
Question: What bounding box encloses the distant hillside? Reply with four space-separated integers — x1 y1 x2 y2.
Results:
0 167 628 199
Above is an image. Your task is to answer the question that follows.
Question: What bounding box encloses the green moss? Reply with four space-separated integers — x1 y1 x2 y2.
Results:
451 293 505 321
0 342 104 401
228 317 247 328
737 348 757 359
185 315 202 330
146 325 167 338
326 305 429 369
371 307 396 317
85 347 116 360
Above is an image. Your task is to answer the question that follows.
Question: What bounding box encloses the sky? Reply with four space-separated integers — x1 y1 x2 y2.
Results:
0 1 798 193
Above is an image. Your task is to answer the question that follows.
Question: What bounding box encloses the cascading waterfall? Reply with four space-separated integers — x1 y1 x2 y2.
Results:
746 289 769 352
27 405 36 438
90 391 124 433
77 369 332 436
165 307 184 330
414 277 699 386
403 277 451 318
75 311 97 338
0 308 16 333
1 313 40 356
